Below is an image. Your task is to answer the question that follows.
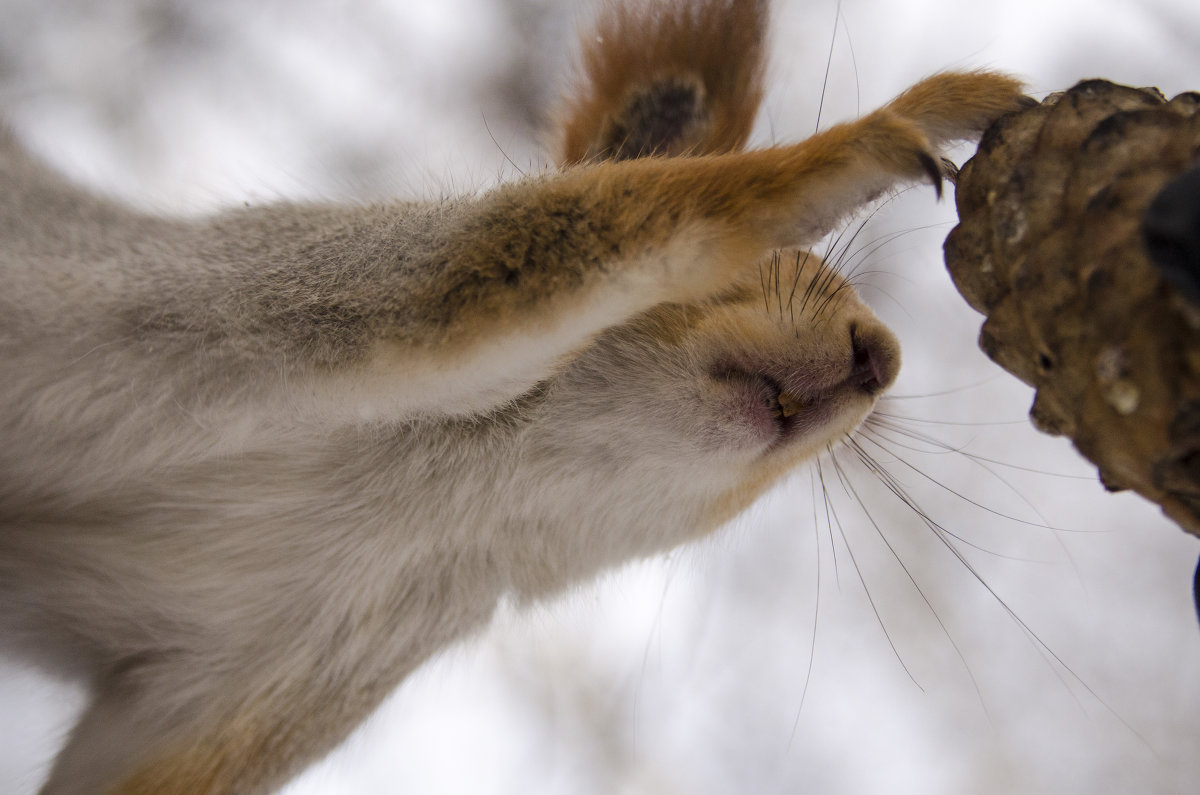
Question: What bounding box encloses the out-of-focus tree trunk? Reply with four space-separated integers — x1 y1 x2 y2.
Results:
944 79 1200 538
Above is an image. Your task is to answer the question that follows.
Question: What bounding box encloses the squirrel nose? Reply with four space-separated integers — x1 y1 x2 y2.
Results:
849 323 900 395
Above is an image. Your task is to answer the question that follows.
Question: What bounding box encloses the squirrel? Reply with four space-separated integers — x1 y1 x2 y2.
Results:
0 0 1025 792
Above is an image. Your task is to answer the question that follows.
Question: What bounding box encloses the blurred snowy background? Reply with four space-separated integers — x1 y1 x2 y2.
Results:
1 1 1199 793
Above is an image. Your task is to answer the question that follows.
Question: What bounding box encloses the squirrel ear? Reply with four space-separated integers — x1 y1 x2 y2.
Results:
557 0 768 166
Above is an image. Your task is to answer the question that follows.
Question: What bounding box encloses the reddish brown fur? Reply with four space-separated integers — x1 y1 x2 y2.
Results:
559 0 768 164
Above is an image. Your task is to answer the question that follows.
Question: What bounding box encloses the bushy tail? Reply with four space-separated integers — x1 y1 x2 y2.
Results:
558 0 768 166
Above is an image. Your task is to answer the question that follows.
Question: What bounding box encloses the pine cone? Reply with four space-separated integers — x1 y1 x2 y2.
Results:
944 79 1200 537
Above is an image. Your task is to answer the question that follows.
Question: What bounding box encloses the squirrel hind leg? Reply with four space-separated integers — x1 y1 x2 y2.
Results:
558 0 768 166
599 73 712 162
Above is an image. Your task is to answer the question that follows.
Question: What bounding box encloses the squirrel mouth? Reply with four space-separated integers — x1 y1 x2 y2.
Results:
759 375 813 440
710 367 819 444
711 361 879 451
769 389 806 420
708 326 897 450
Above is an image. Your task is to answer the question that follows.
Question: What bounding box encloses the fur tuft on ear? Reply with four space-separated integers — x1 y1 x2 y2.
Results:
557 0 768 166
